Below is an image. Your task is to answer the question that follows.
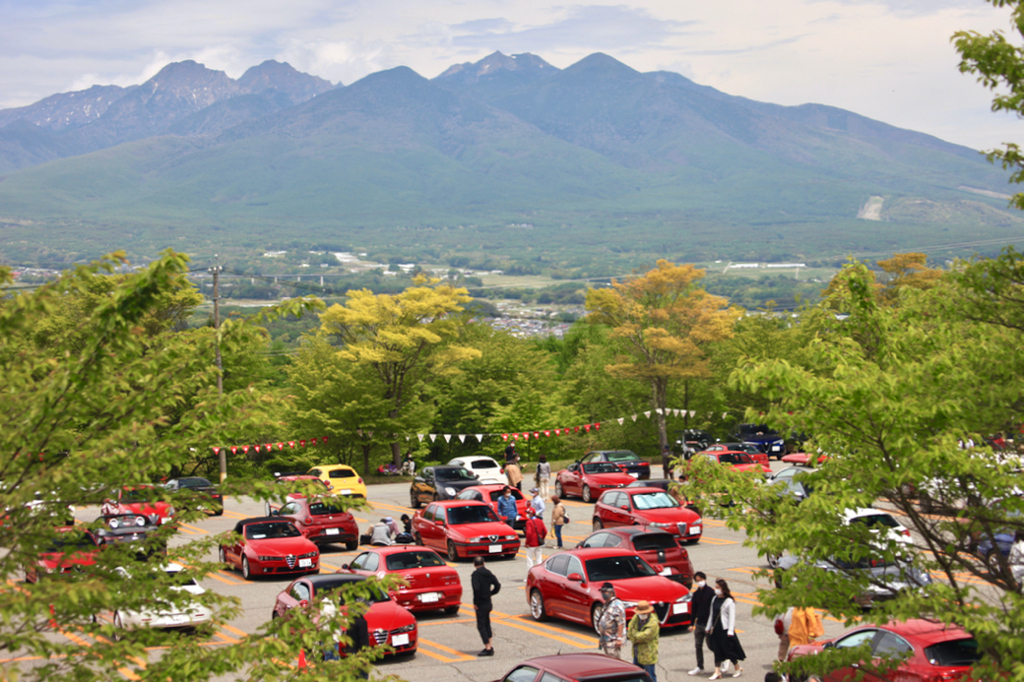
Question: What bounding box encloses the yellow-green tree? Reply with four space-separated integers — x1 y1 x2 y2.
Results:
319 278 481 465
585 260 741 451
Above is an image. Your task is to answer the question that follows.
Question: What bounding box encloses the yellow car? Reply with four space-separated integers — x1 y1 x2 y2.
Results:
307 464 367 499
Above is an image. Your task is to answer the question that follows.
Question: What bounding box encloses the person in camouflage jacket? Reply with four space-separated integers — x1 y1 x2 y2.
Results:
627 601 660 681
596 583 626 659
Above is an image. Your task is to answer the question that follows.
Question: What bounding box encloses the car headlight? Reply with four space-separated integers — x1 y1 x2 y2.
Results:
677 594 692 603
257 555 278 561
299 551 318 559
648 522 672 528
503 535 517 541
392 624 415 634
469 537 486 543
444 487 457 496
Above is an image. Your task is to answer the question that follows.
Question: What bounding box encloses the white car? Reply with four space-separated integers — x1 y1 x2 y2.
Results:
113 563 213 632
447 456 504 485
843 507 913 547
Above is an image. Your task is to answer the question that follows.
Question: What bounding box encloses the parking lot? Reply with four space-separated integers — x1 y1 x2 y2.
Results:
66 463 852 682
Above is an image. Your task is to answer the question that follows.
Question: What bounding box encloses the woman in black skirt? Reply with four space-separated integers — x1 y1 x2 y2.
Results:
706 578 745 679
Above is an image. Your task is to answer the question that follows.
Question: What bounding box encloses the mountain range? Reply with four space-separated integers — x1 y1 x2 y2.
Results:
0 52 1019 268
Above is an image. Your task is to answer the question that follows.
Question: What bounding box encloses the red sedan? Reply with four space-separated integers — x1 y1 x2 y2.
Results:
526 547 692 629
340 545 462 614
25 526 101 583
100 485 176 525
455 485 530 529
577 527 694 587
272 573 417 657
555 461 637 503
781 452 829 467
267 495 359 551
492 653 654 682
220 517 319 580
787 619 980 681
592 487 703 544
702 443 770 467
411 500 521 562
682 451 770 478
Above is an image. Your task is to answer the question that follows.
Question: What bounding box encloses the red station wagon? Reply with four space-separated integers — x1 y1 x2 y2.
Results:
593 487 703 545
412 500 520 562
340 545 462 614
577 527 694 587
556 461 637 503
267 495 360 551
787 619 981 682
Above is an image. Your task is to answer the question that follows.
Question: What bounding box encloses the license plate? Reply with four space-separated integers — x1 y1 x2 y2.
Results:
340 489 353 495
489 544 502 553
325 528 339 535
673 602 689 614
629 472 639 478
420 593 439 603
391 634 409 646
299 558 312 567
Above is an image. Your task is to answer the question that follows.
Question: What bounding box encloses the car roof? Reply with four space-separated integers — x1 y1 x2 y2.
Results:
591 526 673 539
560 547 640 559
511 652 650 679
859 619 971 645
452 456 499 464
429 499 489 508
621 487 668 495
311 464 355 471
365 545 443 557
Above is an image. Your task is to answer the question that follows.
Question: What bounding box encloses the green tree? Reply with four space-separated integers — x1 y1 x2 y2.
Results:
585 260 741 452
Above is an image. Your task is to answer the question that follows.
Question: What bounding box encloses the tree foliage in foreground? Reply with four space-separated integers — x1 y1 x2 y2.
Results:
0 252 381 682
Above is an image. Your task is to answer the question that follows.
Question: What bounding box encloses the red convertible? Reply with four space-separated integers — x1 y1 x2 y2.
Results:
455 485 530 529
681 451 771 479
272 573 417 657
701 443 770 467
25 526 101 583
577 527 694 587
101 485 176 525
411 500 520 562
781 452 829 467
526 547 692 629
220 517 319 580
340 545 462 614
592 487 703 544
267 495 360 551
555 461 637 503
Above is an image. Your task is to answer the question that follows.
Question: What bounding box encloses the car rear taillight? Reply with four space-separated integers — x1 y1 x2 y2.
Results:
358 478 363 484
305 517 313 525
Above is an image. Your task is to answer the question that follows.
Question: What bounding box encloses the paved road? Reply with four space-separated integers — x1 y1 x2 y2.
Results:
69 464 849 681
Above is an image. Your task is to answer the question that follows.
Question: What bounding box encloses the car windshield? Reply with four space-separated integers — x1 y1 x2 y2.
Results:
329 469 355 478
583 462 620 474
585 555 657 581
384 551 447 570
924 638 981 666
603 451 640 463
850 513 900 529
630 492 679 510
447 506 500 525
244 522 301 539
176 478 212 489
436 468 477 482
122 488 155 502
632 534 677 551
309 501 348 516
44 534 97 553
580 675 653 682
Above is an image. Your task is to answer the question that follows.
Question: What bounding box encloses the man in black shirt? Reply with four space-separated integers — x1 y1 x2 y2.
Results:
345 608 370 679
471 556 501 656
688 571 715 676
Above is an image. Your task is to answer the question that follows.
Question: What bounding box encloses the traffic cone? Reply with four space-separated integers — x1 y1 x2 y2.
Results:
297 648 307 670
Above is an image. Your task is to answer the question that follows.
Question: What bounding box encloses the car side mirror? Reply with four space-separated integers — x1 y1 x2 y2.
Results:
823 641 834 649
568 572 584 583
341 564 350 571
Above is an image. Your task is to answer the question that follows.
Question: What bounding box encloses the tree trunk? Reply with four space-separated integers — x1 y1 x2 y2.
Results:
683 380 690 429
651 378 668 448
363 443 371 476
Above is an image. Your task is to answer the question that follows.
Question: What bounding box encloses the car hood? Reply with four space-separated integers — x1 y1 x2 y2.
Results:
598 576 690 602
633 508 701 524
364 600 416 631
449 522 518 541
247 537 318 555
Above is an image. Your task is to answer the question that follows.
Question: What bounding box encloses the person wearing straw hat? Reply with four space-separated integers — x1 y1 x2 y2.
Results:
627 600 660 681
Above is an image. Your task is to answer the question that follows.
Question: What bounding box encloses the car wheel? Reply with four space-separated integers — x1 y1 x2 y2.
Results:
345 539 358 551
765 552 781 569
218 546 228 566
242 556 252 580
590 602 604 628
214 505 224 516
555 481 564 498
410 490 421 509
113 611 124 640
444 605 460 615
529 589 548 621
447 540 459 562
582 485 592 503
593 518 603 531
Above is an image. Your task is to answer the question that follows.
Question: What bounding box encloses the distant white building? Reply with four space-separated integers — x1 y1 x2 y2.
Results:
263 250 286 257
728 263 760 269
766 263 806 268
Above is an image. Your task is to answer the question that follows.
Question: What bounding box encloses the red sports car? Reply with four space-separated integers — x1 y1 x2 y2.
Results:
555 461 637 503
272 573 417 657
411 500 521 562
702 444 770 467
577 527 694 587
492 653 654 682
25 526 101 583
220 517 319 580
682 451 771 478
101 485 176 525
787 619 980 681
592 487 703 545
526 547 692 629
340 545 462 614
580 450 651 480
267 495 360 551
455 485 530 530
781 452 829 467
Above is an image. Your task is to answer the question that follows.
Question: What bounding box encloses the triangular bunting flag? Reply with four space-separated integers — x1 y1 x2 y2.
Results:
476 434 484 442
231 446 238 454
310 437 318 445
655 408 663 415
533 431 540 439
722 412 728 420
513 433 520 441
584 424 591 432
644 411 651 419
322 436 328 443
417 434 425 442
632 414 638 422
299 440 306 447
367 431 373 438
459 435 466 443
544 430 551 437
502 433 509 441
429 434 437 442
594 422 601 430
212 447 220 455
555 428 561 436
444 434 452 443
617 418 624 425
242 445 250 453
522 432 530 441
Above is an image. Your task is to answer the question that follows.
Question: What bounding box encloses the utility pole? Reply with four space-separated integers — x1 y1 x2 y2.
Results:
210 260 226 483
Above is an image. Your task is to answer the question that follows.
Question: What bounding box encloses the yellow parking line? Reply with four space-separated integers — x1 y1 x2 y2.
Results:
460 603 594 648
219 623 249 639
206 570 245 586
221 510 250 520
697 537 738 545
417 638 475 662
177 522 208 535
213 630 241 644
506 615 599 645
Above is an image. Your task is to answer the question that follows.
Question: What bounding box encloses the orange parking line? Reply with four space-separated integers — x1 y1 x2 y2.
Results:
416 638 475 662
206 570 245 586
506 615 599 645
221 510 250 520
177 522 208 535
219 623 249 638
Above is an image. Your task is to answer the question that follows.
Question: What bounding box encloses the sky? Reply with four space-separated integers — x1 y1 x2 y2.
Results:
0 0 1020 151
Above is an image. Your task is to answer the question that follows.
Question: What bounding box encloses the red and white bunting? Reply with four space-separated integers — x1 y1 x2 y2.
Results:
299 439 306 447
584 424 591 433
231 446 238 454
242 445 250 453
544 430 551 437
502 433 509 441
212 447 220 455
594 422 601 431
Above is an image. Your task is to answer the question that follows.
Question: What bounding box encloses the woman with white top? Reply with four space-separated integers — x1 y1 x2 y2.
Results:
706 578 745 679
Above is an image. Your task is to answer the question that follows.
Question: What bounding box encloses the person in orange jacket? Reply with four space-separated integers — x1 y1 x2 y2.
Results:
787 607 824 648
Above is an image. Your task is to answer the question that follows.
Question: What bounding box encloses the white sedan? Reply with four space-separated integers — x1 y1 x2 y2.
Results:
447 456 505 485
113 563 213 633
843 507 913 547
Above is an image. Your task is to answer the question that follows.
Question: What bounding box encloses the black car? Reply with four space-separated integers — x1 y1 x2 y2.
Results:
677 429 716 453
165 477 224 515
409 466 479 508
580 450 651 480
732 424 787 459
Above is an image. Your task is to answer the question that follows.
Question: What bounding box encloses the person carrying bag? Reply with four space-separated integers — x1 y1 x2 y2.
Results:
706 579 745 679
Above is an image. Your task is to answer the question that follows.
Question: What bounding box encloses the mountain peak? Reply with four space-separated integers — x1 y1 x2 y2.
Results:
149 60 226 85
564 53 640 78
237 60 335 105
435 51 558 84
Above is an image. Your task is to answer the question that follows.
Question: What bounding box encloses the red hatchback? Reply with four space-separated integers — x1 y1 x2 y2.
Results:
526 547 692 629
787 619 980 682
267 495 359 551
577 527 694 587
455 485 530 530
411 500 521 562
556 461 637 503
340 545 462 614
220 517 319 580
492 653 654 682
272 573 417 657
593 487 703 545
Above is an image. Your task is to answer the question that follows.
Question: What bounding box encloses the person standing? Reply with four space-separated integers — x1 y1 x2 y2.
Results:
550 495 567 549
497 486 518 528
471 557 501 656
688 571 715 676
772 608 792 662
626 600 660 681
530 487 546 518
524 507 546 571
505 441 517 465
707 579 745 679
596 582 626 659
506 454 524 492
661 443 674 480
535 455 552 500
